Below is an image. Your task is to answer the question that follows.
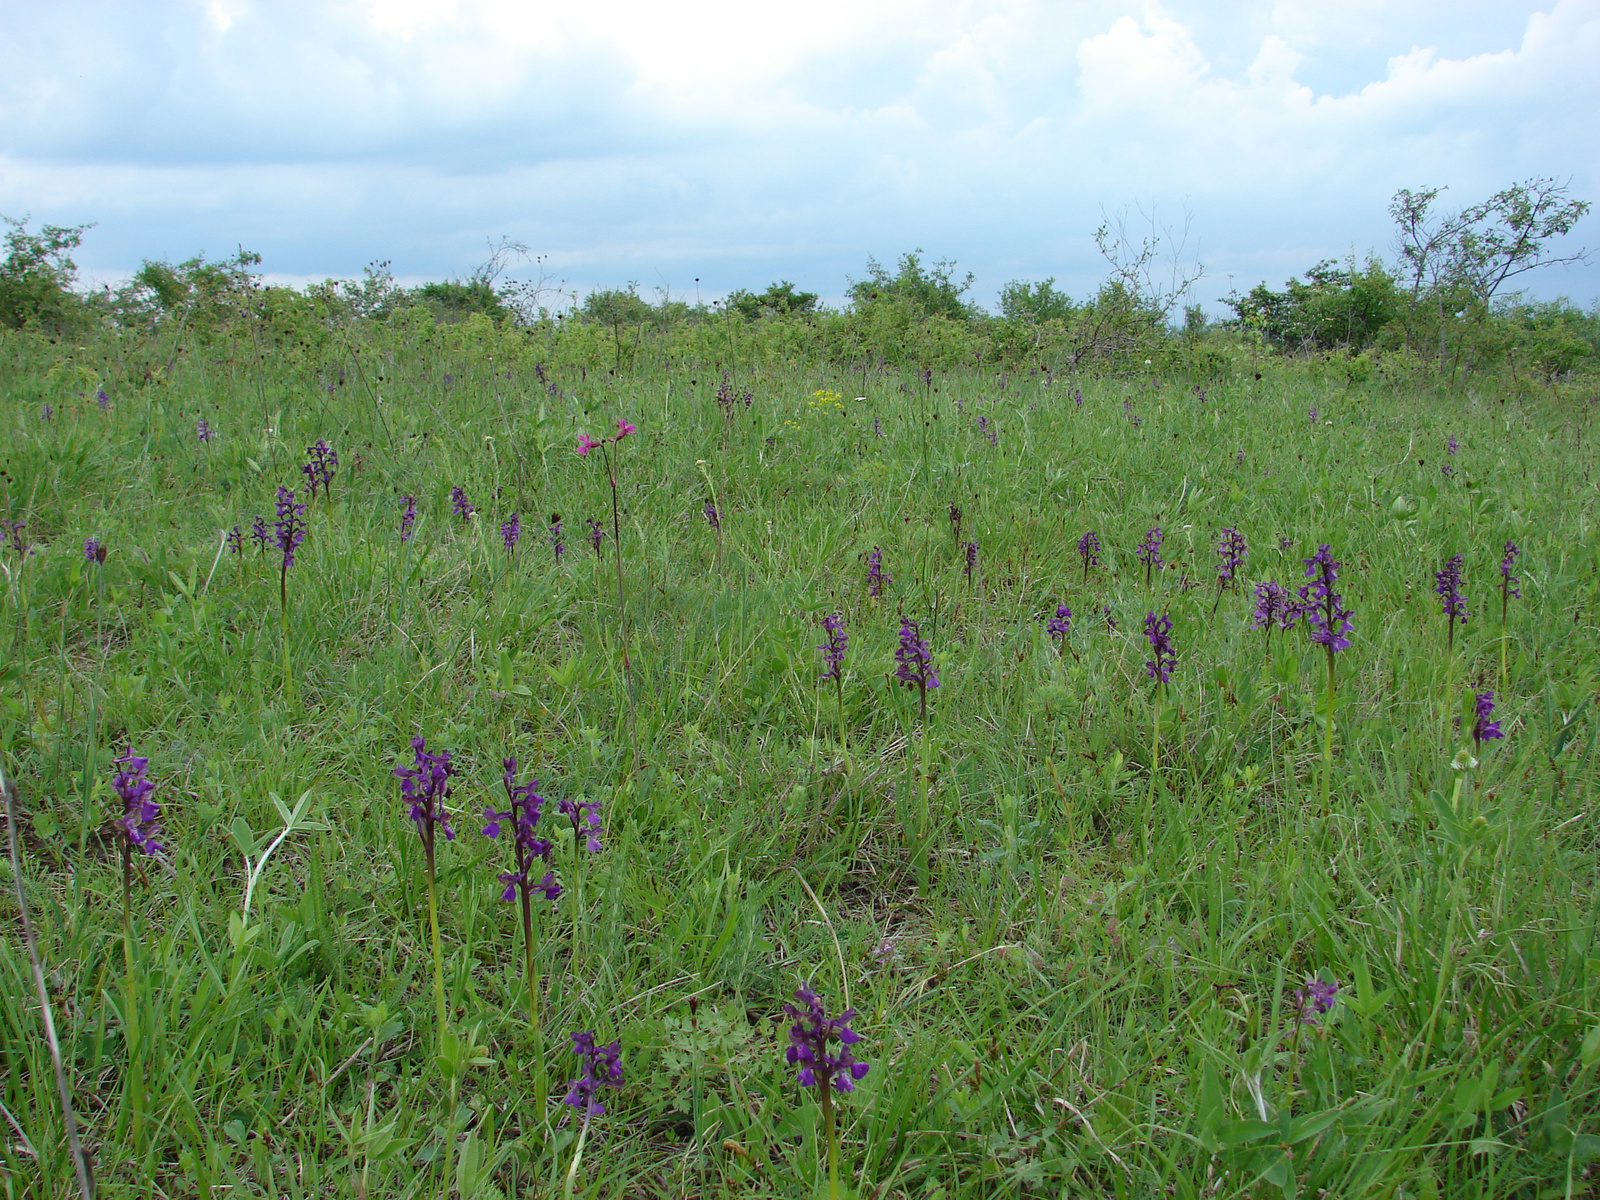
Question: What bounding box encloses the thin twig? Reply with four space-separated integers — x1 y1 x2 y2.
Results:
0 1096 35 1156
1052 1096 1126 1170
320 1036 375 1091
200 527 229 595
791 868 849 1010
4 767 96 1199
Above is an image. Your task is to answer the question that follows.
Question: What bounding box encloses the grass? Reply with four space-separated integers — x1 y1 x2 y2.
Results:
1 325 1598 1198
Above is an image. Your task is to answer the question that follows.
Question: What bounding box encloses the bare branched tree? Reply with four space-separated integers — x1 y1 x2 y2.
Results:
1391 178 1590 360
1094 202 1205 322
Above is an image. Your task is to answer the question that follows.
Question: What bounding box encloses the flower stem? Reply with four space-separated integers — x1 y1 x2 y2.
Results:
917 681 931 888
1320 647 1336 816
835 673 848 772
822 1080 840 1200
563 1111 592 1200
279 574 294 705
425 845 447 1047
1144 683 1161 860
520 876 548 1120
608 445 632 714
520 884 540 1031
122 840 144 1148
1500 589 1509 697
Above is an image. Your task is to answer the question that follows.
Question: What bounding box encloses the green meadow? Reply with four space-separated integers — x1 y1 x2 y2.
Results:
2 316 1599 1199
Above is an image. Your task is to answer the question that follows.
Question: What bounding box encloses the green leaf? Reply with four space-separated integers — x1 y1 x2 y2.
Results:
1198 1063 1224 1133
1582 1024 1600 1069
1216 1118 1277 1147
1285 1108 1341 1145
1259 1150 1296 1196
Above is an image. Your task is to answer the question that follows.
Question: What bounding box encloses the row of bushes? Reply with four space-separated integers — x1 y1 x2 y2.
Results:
3 195 1596 382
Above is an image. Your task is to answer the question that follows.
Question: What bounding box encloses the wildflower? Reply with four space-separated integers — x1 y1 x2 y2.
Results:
818 612 848 681
1135 527 1164 585
302 440 338 498
1143 612 1176 684
112 748 162 855
96 387 111 410
1046 603 1072 651
1279 536 1294 552
1103 605 1117 632
1447 434 1459 455
1250 580 1298 632
84 537 106 563
866 547 891 598
1441 461 1454 479
1472 691 1504 749
549 513 564 562
40 403 53 420
1308 406 1319 425
1500 540 1521 601
395 735 455 846
894 617 939 693
872 417 883 437
586 518 605 557
1236 449 1245 467
564 1031 624 1116
1078 530 1101 579
399 495 417 542
1292 978 1338 1025
250 516 269 552
483 758 559 903
451 486 474 520
963 540 978 586
578 417 637 457
273 486 307 569
226 525 243 556
783 987 869 1093
558 794 603 853
1435 553 1469 648
1073 387 1084 407
501 513 521 555
1301 546 1353 652
703 501 720 532
1216 527 1248 590
948 504 962 545
196 418 213 442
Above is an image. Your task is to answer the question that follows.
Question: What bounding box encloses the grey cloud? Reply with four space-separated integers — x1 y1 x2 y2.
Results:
1 0 1595 308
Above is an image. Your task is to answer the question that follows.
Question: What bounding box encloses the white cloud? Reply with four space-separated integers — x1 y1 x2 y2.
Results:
0 0 1594 307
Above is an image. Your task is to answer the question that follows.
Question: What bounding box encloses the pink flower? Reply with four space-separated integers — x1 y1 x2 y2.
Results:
577 433 600 455
615 418 636 439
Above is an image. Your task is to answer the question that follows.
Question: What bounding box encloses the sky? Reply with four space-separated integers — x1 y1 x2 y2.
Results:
1 0 1597 313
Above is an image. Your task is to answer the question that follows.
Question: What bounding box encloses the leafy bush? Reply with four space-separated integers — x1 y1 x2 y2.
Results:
0 215 92 334
1226 257 1401 353
725 280 818 320
847 250 978 322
